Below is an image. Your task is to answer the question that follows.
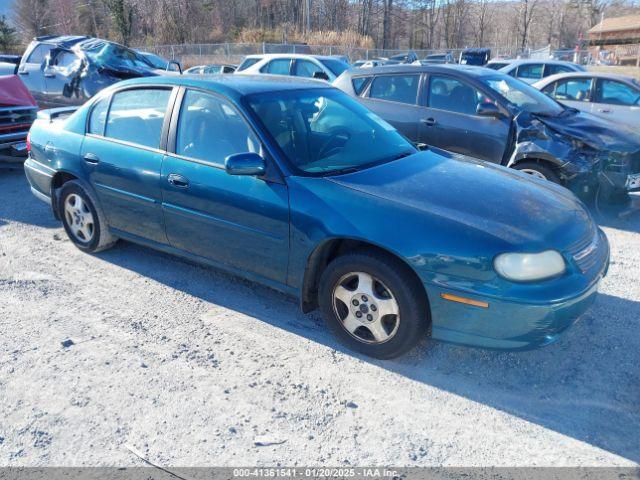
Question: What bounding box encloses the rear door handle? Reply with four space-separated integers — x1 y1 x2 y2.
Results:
83 152 100 164
421 117 436 126
598 108 612 113
168 173 189 188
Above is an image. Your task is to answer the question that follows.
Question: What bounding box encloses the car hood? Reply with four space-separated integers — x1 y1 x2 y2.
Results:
326 150 593 248
520 109 640 154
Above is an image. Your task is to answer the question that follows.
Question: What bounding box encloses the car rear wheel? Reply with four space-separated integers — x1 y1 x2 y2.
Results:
513 161 561 185
318 250 429 359
59 181 116 253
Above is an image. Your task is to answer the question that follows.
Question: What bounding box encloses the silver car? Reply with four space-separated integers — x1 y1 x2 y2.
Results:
533 72 640 128
498 60 585 84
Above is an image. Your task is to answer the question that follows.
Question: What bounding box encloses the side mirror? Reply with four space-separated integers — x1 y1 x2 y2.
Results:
225 152 266 176
312 71 329 81
476 102 502 118
168 60 182 74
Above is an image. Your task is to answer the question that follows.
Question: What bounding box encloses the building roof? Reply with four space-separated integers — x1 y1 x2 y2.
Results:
588 14 640 35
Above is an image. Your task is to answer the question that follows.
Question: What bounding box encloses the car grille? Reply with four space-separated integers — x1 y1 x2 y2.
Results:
567 229 606 274
0 106 37 136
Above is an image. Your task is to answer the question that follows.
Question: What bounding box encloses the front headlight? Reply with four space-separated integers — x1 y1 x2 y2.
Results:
494 250 566 282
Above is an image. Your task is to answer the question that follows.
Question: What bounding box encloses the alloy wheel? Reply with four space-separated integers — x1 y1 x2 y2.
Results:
64 194 95 243
332 271 400 344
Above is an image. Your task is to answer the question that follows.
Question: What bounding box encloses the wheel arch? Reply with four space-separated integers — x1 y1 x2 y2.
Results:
50 170 80 220
300 237 430 315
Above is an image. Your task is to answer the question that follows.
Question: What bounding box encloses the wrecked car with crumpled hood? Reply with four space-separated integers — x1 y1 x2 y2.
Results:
16 35 180 109
334 64 640 201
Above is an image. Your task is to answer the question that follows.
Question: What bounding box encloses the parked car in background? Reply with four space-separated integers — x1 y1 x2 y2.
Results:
334 64 640 200
415 52 456 65
459 48 491 66
185 64 236 74
0 75 37 167
137 51 182 72
352 59 383 69
498 59 585 84
485 59 514 70
24 75 608 358
533 72 640 128
0 55 21 75
234 54 350 81
16 35 179 108
386 51 418 64
552 49 577 62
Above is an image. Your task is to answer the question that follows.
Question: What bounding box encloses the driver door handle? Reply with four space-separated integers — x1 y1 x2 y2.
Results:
168 173 190 188
83 152 100 164
421 117 436 127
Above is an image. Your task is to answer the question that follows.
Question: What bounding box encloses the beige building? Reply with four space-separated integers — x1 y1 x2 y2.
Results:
588 14 640 65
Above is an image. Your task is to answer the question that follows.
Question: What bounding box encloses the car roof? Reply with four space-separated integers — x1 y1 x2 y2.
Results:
534 71 639 86
504 59 578 66
116 74 330 100
346 63 498 78
34 35 91 48
243 53 343 61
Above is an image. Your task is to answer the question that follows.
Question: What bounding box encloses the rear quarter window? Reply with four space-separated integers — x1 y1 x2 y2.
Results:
352 76 371 96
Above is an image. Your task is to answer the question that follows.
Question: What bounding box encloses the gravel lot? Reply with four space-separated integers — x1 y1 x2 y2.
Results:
1 168 639 467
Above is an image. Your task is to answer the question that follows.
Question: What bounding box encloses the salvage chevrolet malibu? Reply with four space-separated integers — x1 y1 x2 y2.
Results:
24 76 609 358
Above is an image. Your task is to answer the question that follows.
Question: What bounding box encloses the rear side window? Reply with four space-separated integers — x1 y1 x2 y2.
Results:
88 97 110 135
105 88 171 149
293 59 321 78
428 75 488 115
176 90 259 165
237 57 260 72
516 64 543 80
595 79 640 106
352 77 371 95
369 75 419 105
261 58 292 75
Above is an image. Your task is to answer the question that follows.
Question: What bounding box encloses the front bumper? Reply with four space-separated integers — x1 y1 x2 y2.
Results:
425 230 609 351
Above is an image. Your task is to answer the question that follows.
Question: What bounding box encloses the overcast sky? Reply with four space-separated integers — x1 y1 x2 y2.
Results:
1 0 15 19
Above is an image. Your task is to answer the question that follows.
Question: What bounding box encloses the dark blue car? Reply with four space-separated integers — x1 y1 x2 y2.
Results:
24 75 609 358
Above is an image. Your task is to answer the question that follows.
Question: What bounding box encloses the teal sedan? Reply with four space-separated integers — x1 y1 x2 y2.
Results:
23 75 609 358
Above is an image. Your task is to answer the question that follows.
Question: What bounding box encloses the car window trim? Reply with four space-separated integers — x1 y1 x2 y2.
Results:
363 72 422 106
166 86 285 183
84 84 177 152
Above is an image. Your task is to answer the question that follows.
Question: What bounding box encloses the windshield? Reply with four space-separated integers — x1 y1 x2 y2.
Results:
319 58 350 77
247 88 416 175
480 75 565 115
81 41 153 70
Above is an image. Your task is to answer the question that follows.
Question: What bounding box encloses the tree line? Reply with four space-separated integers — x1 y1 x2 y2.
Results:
2 0 640 54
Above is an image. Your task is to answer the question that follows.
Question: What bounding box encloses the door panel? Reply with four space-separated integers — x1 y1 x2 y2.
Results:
17 44 53 106
82 136 167 243
161 157 290 283
420 75 510 163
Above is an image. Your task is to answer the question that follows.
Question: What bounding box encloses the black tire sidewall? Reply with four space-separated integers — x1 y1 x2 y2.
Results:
318 252 429 359
59 182 103 253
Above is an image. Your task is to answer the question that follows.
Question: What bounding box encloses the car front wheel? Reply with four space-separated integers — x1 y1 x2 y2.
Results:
59 180 116 253
513 161 561 185
318 250 429 359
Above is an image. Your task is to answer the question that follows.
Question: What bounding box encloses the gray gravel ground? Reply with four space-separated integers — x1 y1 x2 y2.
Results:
0 168 639 467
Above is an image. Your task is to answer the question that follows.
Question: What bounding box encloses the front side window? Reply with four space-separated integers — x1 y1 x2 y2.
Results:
293 59 322 78
247 88 415 175
26 44 53 65
176 90 259 165
369 74 419 105
262 58 291 75
594 79 640 106
318 58 350 77
428 76 488 115
105 88 171 148
545 64 575 76
516 64 543 80
352 77 371 95
551 78 592 102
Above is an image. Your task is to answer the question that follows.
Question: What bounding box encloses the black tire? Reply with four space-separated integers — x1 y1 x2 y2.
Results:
58 180 117 253
318 250 430 359
513 161 561 185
